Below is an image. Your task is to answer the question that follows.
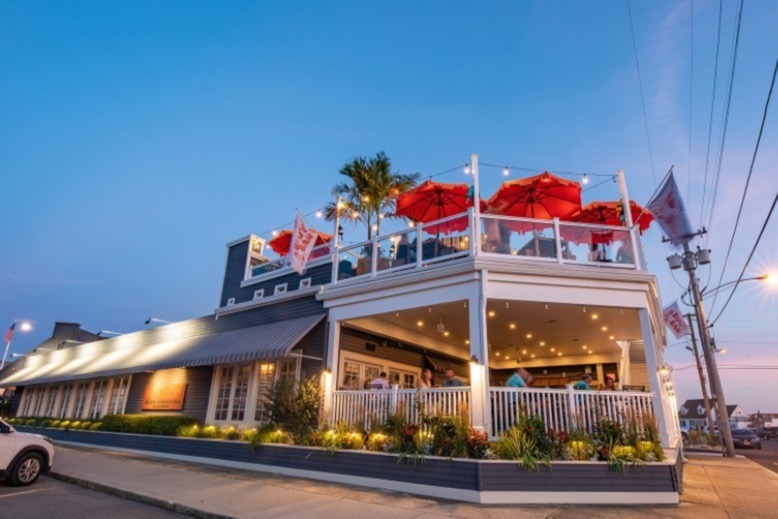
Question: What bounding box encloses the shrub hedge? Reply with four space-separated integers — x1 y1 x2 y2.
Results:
100 414 196 436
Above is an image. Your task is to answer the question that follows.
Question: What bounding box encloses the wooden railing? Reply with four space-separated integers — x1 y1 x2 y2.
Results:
489 387 655 439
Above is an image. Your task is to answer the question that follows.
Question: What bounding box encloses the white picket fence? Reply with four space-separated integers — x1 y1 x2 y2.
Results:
330 387 471 430
489 387 655 439
330 386 654 440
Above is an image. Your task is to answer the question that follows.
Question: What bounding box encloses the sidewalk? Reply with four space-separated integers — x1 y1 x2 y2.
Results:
49 445 778 519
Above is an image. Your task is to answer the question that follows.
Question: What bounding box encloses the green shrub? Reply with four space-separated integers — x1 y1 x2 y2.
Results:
222 426 241 441
99 414 197 436
494 425 552 471
264 376 322 444
89 422 102 430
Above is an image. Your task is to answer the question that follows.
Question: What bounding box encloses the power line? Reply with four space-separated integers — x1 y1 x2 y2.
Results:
710 54 778 315
711 193 778 325
705 0 744 236
687 0 694 202
626 0 657 185
699 0 724 227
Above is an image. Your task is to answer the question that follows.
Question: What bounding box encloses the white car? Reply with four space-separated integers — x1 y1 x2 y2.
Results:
0 418 55 486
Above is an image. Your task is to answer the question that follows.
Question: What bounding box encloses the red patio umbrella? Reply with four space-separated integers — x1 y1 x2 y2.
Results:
560 200 653 245
268 229 332 257
395 180 483 235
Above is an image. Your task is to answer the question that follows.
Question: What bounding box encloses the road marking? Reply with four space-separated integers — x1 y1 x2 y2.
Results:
0 487 55 499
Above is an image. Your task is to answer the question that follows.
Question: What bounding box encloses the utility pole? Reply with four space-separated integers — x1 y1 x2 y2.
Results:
680 241 736 457
685 313 716 436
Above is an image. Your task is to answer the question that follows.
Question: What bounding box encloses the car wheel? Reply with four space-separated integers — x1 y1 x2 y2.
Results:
6 452 44 487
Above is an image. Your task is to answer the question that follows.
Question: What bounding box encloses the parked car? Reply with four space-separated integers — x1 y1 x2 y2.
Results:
0 418 55 486
756 427 778 440
731 428 762 450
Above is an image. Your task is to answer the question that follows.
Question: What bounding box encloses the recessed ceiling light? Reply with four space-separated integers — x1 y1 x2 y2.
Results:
509 323 516 329
582 345 587 350
591 314 599 320
601 326 608 331
609 335 615 340
526 333 533 339
531 354 536 358
444 331 450 337
539 341 546 346
416 320 423 327
550 347 556 352
589 351 594 355
496 351 501 356
522 349 528 355
488 311 496 318
505 355 510 360
465 339 470 345
557 352 563 356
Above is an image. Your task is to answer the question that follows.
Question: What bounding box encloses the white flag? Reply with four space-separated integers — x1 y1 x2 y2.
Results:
289 211 318 274
646 170 694 248
663 301 691 339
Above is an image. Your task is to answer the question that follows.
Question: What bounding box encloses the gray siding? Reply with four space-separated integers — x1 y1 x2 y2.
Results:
220 239 332 307
125 367 213 423
295 321 326 379
15 428 679 496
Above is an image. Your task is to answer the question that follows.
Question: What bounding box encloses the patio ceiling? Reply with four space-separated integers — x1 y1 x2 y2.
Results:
346 300 641 366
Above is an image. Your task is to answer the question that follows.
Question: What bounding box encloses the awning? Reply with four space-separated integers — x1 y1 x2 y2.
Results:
425 355 453 373
0 314 325 387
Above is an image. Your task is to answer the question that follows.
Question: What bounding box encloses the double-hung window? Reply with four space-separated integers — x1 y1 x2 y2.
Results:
57 385 73 418
108 377 130 415
89 380 108 419
214 364 252 422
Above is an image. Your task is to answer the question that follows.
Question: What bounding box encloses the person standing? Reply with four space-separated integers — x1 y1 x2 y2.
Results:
441 368 465 387
573 373 593 390
416 368 434 389
506 367 533 388
370 372 390 390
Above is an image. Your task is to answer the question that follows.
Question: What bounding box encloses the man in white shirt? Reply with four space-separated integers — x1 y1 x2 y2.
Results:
370 372 390 389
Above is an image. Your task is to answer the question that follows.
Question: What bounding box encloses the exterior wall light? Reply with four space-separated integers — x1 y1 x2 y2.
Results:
469 355 479 365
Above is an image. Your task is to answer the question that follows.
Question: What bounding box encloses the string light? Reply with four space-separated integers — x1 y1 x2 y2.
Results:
315 210 323 218
582 173 589 184
271 230 279 237
464 164 471 175
503 167 510 177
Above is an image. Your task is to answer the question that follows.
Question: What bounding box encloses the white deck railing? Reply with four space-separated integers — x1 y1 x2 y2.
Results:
489 387 655 439
331 387 472 430
330 386 655 440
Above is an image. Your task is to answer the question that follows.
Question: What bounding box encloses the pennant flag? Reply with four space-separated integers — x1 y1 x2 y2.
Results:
288 210 319 274
645 170 694 247
3 322 15 343
663 301 691 339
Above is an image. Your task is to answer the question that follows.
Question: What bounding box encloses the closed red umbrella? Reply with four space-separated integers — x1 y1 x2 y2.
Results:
560 200 653 245
395 180 483 235
268 229 332 257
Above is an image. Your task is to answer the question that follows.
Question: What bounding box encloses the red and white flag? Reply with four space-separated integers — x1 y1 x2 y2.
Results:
289 210 319 274
663 301 691 339
646 170 694 247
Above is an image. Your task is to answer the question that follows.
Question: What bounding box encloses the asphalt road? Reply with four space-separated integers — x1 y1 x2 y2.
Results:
0 476 184 518
740 437 778 474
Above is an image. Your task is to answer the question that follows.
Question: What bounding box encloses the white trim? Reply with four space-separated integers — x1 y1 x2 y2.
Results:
225 235 253 248
253 289 265 300
299 277 312 289
338 351 420 390
239 256 332 288
274 283 288 296
49 442 679 505
214 286 319 316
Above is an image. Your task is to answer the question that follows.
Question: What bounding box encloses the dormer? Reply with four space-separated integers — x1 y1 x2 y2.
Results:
680 406 688 415
697 405 705 415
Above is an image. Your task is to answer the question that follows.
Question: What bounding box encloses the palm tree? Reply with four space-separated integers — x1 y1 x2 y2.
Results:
325 152 419 240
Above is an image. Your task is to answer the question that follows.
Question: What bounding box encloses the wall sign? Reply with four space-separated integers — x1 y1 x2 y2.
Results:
142 383 187 411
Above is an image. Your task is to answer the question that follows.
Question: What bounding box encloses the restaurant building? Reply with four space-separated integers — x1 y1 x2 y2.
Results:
0 166 680 449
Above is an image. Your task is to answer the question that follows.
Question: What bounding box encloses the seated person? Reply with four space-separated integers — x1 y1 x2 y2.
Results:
369 372 390 390
441 368 465 387
587 243 605 262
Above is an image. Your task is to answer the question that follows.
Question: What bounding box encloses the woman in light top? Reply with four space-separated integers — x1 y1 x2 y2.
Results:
416 368 434 389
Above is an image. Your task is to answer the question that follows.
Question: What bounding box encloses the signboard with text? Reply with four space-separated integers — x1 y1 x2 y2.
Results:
142 383 187 411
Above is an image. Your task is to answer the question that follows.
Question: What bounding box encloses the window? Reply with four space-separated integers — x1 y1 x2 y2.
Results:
89 380 108 419
72 383 89 419
57 385 73 418
45 385 60 417
274 283 288 295
342 361 361 389
108 377 130 415
231 365 251 421
299 278 311 289
277 357 300 383
339 354 420 390
254 363 276 423
253 289 264 300
214 366 235 421
389 370 417 389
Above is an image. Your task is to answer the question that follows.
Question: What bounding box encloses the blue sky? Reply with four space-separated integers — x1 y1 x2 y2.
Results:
1 1 776 409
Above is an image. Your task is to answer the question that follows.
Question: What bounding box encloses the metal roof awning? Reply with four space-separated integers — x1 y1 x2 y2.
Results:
425 355 453 373
0 314 325 387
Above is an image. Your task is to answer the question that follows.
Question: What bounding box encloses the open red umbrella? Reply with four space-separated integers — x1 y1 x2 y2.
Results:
485 172 582 230
395 180 483 235
268 229 332 257
560 200 653 245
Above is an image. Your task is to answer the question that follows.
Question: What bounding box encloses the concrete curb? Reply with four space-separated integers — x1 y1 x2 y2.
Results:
47 471 235 519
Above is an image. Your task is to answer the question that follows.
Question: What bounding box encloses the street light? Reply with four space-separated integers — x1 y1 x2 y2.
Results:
1 320 34 370
701 274 774 299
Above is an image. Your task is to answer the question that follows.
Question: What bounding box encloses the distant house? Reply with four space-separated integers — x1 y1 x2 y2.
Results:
749 412 778 428
678 399 749 430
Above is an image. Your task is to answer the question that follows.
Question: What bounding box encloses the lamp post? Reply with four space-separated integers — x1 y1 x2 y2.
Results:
667 243 736 457
1 321 33 371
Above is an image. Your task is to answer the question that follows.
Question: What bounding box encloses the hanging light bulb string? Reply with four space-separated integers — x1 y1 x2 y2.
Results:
254 205 329 240
582 176 617 192
479 161 616 181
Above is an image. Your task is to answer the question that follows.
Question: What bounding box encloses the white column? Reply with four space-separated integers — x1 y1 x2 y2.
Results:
468 272 490 433
322 318 341 420
639 309 672 447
